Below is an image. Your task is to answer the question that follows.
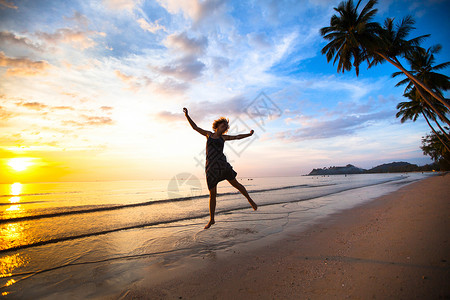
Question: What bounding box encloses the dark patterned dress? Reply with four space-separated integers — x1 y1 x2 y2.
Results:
205 133 237 190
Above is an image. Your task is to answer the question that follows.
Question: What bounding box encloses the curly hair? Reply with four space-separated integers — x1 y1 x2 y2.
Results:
212 117 229 133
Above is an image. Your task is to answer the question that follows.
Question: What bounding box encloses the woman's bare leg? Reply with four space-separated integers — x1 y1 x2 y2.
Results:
227 178 257 210
205 186 217 229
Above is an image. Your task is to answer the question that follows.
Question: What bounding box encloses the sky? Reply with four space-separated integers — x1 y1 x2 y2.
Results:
0 0 449 183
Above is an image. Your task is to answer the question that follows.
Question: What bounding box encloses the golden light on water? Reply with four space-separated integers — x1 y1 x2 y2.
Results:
0 184 30 291
5 205 20 212
9 183 22 204
0 253 29 279
7 158 34 172
11 183 22 196
9 197 20 204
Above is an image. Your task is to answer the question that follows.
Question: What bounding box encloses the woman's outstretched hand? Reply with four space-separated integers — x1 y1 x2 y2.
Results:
183 107 188 116
250 130 254 135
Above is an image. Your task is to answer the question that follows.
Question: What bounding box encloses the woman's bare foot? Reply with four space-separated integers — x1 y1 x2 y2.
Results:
250 201 258 211
204 220 215 229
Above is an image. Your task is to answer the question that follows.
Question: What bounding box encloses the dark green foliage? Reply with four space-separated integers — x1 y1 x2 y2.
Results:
421 131 450 171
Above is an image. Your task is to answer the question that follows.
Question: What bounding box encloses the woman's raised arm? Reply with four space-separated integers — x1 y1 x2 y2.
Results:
222 130 254 141
183 107 211 137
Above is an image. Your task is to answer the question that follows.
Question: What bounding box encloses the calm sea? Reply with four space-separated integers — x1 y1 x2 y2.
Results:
0 173 432 298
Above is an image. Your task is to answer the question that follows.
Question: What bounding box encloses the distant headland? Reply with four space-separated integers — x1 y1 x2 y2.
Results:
307 162 437 176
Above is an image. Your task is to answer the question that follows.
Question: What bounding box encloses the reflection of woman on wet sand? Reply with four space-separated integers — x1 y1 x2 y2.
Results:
183 108 258 229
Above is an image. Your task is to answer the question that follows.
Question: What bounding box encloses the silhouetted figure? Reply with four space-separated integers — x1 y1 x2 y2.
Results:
183 107 257 229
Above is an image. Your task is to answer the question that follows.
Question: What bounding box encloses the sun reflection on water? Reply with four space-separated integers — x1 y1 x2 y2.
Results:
9 197 20 204
0 182 30 286
8 182 22 208
4 182 23 218
11 183 22 196
0 182 30 290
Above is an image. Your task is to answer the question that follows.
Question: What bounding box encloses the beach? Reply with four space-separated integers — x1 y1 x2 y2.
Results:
1 173 448 299
124 174 449 299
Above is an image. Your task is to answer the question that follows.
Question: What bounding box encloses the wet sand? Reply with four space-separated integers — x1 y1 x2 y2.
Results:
123 174 450 299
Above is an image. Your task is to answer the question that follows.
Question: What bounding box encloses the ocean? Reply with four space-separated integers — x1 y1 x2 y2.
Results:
0 173 433 298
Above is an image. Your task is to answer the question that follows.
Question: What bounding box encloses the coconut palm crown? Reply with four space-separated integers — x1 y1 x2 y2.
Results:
320 0 381 76
393 45 450 98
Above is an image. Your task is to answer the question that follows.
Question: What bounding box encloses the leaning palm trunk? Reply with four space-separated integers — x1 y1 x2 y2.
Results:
374 51 450 112
427 109 450 142
411 82 450 128
422 112 450 153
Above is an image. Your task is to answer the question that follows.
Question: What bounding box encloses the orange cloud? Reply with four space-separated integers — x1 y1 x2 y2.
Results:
62 115 114 127
0 105 14 121
0 52 51 77
82 115 114 126
17 101 48 110
114 70 151 91
100 106 113 112
52 106 75 111
36 28 105 50
0 0 17 9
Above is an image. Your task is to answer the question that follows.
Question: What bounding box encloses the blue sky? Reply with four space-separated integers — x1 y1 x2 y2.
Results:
0 0 449 182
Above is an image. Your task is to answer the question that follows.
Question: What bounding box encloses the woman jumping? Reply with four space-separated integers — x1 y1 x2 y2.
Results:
183 107 258 229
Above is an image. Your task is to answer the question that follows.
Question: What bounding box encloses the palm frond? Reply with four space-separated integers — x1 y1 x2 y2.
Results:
432 61 450 71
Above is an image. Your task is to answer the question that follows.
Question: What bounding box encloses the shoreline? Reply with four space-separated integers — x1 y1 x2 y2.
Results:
123 174 449 299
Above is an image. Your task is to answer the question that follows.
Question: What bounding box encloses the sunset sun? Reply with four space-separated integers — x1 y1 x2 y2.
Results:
7 158 34 172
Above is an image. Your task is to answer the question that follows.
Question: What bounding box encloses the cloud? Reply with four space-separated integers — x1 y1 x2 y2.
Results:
151 55 205 81
153 78 189 95
137 18 165 33
277 111 395 142
0 0 17 9
35 28 105 50
114 69 188 94
164 32 208 55
114 70 151 91
0 52 51 77
188 95 249 120
64 11 90 29
154 110 185 122
247 32 272 49
62 115 114 127
0 105 13 122
150 32 209 83
102 0 140 11
154 96 247 124
210 56 229 73
0 31 42 52
156 0 227 23
17 101 48 110
52 106 75 111
82 115 114 126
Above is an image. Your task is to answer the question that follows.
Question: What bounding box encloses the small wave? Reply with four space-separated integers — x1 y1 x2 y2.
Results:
0 175 411 254
0 201 45 206
0 191 81 198
0 183 332 224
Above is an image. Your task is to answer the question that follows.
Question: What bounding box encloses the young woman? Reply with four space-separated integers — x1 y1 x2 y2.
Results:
183 107 258 229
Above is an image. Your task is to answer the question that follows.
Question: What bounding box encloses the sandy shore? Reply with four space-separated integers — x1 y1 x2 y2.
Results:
123 174 450 299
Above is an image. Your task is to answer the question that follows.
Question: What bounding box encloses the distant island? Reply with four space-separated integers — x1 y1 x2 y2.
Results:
307 162 437 176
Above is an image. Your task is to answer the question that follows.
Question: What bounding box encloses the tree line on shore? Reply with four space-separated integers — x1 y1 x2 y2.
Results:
308 161 438 176
320 0 449 171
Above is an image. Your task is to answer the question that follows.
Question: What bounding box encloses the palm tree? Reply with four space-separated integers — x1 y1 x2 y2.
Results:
320 0 381 76
396 91 450 152
392 45 450 126
320 0 450 111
